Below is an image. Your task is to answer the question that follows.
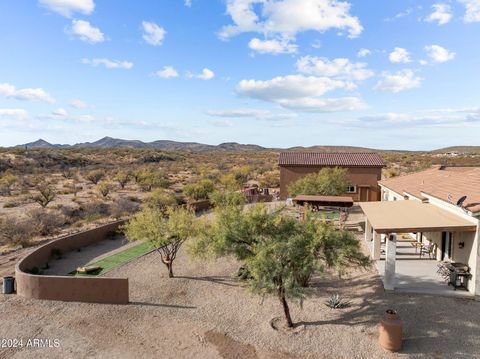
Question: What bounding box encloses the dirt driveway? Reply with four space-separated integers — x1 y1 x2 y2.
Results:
1 235 480 358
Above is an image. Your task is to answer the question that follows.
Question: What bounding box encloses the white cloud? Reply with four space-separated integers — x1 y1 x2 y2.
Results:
210 119 234 127
248 38 297 54
358 107 480 127
424 44 456 63
184 0 192 7
69 19 105 43
389 47 411 63
235 74 365 112
357 48 371 57
296 56 374 81
219 0 362 53
142 21 166 46
39 0 94 18
236 75 346 101
459 0 480 23
82 58 133 69
425 3 452 25
154 66 179 79
0 108 29 121
40 109 95 122
0 83 55 103
374 70 422 93
69 99 88 108
52 108 68 117
206 108 297 120
188 68 215 80
276 97 367 112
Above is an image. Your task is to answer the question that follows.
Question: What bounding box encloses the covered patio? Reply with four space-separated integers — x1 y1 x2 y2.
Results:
360 200 477 297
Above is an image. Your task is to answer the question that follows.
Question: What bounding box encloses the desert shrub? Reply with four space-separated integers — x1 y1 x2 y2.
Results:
115 171 130 189
3 200 20 208
30 182 56 208
144 189 176 213
0 172 18 196
58 205 81 223
111 198 140 219
183 179 215 200
258 170 280 188
288 167 350 198
80 201 111 221
86 170 105 184
61 166 74 179
96 182 113 198
0 216 35 247
27 208 63 236
136 168 170 191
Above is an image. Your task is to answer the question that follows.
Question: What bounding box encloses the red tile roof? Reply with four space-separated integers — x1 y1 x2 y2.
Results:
380 166 480 214
279 152 384 167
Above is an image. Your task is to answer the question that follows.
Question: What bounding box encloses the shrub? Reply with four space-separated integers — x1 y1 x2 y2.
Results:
111 198 140 219
0 172 18 196
0 216 34 247
80 201 111 221
136 168 170 191
27 208 63 236
31 182 56 208
96 182 113 198
115 171 130 189
183 179 215 200
144 189 176 214
288 167 350 198
86 170 104 184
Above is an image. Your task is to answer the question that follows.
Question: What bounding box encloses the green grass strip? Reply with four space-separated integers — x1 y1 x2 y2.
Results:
71 241 156 277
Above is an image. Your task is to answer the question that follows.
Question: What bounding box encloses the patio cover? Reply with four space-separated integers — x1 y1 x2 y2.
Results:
293 195 354 208
360 200 477 234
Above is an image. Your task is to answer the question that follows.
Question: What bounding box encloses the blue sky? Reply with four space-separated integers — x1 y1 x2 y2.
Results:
0 0 479 150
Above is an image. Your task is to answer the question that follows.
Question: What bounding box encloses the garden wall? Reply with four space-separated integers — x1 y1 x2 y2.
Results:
15 220 129 304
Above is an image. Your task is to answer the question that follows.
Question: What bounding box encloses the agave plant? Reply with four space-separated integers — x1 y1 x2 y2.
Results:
325 293 350 309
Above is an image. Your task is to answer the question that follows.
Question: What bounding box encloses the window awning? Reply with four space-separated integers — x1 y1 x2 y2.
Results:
360 200 477 234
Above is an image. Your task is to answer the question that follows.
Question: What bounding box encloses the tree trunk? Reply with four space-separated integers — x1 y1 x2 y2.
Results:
168 262 174 278
278 286 293 328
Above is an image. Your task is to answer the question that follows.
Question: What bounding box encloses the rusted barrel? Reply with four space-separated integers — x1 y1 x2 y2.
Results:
379 309 403 351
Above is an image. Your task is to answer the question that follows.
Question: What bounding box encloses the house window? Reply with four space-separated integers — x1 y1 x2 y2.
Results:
346 185 356 193
382 189 389 201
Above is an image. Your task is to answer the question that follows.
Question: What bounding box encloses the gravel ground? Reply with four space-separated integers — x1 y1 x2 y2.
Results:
1 233 480 358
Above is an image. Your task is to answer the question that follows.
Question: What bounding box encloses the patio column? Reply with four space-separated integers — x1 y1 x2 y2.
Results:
384 233 397 291
372 230 381 260
364 217 372 242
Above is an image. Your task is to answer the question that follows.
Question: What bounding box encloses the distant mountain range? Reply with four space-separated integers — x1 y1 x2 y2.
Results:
10 137 480 153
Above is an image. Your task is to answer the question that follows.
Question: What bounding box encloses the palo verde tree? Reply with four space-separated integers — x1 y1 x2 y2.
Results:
123 206 198 278
191 202 370 328
288 167 350 197
183 179 215 201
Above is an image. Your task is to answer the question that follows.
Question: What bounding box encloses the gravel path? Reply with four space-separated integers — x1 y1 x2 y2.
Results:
2 233 480 358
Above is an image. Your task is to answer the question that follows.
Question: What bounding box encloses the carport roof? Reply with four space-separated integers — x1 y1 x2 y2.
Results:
360 200 477 234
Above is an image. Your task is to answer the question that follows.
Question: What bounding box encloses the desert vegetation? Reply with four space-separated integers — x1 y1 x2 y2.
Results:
0 146 479 254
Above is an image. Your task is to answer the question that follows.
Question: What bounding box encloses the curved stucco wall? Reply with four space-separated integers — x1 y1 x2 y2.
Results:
15 221 129 304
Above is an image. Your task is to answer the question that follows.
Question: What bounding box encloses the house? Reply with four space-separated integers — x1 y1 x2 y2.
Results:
278 152 384 201
360 166 480 297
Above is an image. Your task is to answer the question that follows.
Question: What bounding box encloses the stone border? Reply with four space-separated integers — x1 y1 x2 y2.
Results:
15 221 129 304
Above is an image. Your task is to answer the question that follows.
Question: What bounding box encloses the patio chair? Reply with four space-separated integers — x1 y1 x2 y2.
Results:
420 243 436 259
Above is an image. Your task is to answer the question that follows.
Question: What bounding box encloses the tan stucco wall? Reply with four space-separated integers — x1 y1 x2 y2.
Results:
15 221 129 304
280 165 382 201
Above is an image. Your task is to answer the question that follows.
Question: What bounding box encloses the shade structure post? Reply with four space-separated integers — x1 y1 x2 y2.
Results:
364 217 372 242
372 230 381 260
384 233 397 291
